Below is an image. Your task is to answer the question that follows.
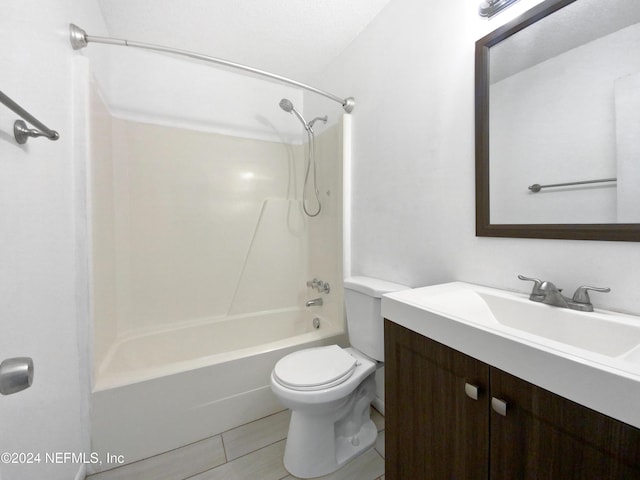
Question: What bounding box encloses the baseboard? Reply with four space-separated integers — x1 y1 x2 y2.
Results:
372 396 385 416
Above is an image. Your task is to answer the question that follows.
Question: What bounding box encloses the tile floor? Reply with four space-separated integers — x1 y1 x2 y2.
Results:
87 408 386 480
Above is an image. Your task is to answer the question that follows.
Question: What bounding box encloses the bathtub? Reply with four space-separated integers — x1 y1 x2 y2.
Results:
90 307 346 473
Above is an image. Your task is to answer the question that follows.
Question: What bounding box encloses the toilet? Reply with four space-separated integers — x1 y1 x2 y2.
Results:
270 276 409 478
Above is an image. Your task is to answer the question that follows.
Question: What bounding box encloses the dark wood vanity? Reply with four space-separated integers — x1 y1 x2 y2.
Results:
384 319 640 479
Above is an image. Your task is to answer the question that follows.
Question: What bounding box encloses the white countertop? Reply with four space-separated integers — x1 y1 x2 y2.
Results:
382 282 640 428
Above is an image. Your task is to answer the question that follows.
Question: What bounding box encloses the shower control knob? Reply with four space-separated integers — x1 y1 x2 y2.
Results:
319 281 330 294
0 357 34 395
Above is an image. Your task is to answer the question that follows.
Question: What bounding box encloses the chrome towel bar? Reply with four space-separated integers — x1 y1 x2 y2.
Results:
0 90 59 144
528 177 617 193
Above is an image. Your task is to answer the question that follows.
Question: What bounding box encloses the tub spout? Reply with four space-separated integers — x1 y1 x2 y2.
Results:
305 298 323 307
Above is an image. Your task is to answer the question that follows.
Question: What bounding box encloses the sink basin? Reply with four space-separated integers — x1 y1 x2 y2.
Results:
413 287 640 359
481 292 640 357
381 281 640 429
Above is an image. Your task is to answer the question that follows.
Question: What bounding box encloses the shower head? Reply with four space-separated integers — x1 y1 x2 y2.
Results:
279 98 310 132
279 98 294 113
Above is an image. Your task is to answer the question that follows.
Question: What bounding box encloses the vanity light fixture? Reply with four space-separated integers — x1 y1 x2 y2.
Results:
479 0 521 18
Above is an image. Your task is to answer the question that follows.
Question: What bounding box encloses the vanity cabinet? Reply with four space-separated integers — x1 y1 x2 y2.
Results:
384 320 640 480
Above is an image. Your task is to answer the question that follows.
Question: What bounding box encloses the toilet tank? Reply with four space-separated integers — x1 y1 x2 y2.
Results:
344 276 409 361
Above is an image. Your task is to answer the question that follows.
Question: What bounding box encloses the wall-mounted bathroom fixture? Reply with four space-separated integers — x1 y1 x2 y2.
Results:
280 99 327 217
69 24 355 113
307 278 330 294
528 177 617 193
305 298 323 307
0 91 59 144
479 0 521 18
0 357 34 395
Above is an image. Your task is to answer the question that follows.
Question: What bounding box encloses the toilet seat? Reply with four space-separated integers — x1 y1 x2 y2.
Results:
273 345 358 391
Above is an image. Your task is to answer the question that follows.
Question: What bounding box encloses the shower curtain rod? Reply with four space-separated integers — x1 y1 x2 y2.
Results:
69 24 355 113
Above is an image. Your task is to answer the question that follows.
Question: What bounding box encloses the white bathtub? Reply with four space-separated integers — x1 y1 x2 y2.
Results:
90 307 346 473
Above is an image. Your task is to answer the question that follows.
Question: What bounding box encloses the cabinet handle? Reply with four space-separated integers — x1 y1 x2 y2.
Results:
464 382 479 400
491 397 508 416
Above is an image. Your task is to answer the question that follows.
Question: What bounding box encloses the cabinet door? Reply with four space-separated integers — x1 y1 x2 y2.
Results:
385 320 490 480
490 367 640 480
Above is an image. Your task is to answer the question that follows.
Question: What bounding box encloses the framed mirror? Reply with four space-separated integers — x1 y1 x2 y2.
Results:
476 0 640 241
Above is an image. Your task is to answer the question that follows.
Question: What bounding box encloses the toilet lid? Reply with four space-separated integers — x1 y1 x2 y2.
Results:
273 345 358 391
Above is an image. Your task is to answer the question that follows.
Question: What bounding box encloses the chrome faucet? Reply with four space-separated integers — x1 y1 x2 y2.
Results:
305 298 323 307
534 280 570 308
518 275 610 312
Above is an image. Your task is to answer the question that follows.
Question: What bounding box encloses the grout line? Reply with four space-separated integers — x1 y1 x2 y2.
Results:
88 433 225 478
219 408 289 462
94 410 290 479
183 438 288 480
97 408 381 480
221 434 229 463
228 437 286 463
220 408 289 436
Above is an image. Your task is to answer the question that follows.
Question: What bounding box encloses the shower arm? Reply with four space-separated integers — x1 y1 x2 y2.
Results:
69 24 355 114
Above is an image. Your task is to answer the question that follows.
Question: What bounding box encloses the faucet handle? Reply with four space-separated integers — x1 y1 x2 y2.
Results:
572 285 611 305
518 275 545 299
518 274 542 287
319 281 330 294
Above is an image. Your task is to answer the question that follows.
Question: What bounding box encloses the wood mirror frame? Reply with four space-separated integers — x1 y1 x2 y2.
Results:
475 0 640 242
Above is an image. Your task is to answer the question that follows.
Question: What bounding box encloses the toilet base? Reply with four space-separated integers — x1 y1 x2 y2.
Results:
282 374 377 479
334 419 377 466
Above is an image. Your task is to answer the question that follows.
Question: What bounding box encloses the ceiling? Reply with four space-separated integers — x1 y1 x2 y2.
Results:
96 0 393 83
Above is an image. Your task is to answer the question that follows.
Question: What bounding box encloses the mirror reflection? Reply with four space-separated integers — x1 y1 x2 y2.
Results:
486 0 640 225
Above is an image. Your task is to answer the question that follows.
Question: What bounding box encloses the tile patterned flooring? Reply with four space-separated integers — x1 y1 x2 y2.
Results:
87 408 386 480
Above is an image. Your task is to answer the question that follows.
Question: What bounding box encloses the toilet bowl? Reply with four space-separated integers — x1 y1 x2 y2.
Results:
270 276 409 478
271 346 377 478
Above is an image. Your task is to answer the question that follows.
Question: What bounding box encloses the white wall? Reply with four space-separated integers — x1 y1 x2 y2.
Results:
615 71 640 223
87 46 306 144
0 1 106 480
311 0 640 316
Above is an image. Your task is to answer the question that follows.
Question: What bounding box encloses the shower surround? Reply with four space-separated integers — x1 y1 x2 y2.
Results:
88 77 348 469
